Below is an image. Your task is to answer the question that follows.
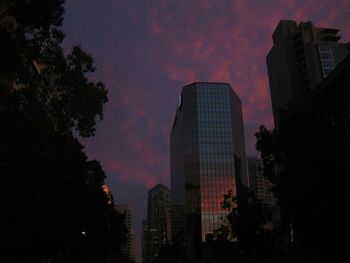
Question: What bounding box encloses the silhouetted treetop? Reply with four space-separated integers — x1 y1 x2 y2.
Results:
1 1 128 262
1 0 108 137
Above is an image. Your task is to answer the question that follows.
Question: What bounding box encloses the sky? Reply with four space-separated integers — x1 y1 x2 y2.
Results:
63 1 350 261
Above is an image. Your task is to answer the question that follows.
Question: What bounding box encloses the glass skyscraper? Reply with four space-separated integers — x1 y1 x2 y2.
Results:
170 82 247 260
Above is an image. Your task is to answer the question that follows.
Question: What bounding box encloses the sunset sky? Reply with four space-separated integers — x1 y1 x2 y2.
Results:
63 0 350 260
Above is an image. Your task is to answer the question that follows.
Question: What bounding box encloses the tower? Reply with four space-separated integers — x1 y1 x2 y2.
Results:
170 82 248 260
141 220 148 263
247 156 275 206
267 20 349 128
146 184 171 262
115 204 134 261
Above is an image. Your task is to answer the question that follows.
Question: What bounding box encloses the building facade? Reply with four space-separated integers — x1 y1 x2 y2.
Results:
170 82 248 260
247 156 275 206
141 220 148 263
265 21 350 261
266 20 349 128
145 184 171 262
130 229 136 263
115 204 135 262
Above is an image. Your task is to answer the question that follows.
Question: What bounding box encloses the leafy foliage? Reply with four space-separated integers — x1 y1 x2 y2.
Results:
1 0 107 137
152 242 185 263
255 95 350 262
1 1 127 262
220 187 278 263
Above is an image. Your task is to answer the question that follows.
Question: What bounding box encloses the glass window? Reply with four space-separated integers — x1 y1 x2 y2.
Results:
323 68 333 77
321 60 333 69
319 43 330 52
320 52 332 60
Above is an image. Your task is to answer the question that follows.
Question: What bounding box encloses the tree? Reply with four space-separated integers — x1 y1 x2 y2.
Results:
220 187 277 263
152 242 185 263
255 94 350 262
1 0 107 137
1 1 127 262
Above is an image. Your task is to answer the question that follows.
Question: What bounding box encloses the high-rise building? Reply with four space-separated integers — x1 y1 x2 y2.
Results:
145 184 171 262
247 156 281 231
115 204 134 261
141 220 148 263
266 20 349 128
247 156 275 206
266 21 350 261
170 82 248 260
130 229 137 263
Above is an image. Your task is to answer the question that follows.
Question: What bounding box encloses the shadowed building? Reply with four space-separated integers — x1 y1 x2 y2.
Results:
145 184 171 262
266 20 350 261
247 156 275 206
247 156 280 231
115 204 135 262
141 220 148 263
170 82 248 260
130 229 136 263
267 20 349 128
308 51 350 263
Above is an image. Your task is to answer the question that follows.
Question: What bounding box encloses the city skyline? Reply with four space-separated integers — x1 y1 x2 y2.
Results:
61 1 350 261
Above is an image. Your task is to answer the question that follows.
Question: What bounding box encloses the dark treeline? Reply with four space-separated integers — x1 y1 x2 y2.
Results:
255 80 350 262
1 1 130 262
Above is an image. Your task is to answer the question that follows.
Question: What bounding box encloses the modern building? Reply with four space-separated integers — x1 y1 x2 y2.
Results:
170 82 248 260
130 229 137 263
266 20 349 128
247 156 275 206
141 220 148 263
145 184 171 262
266 21 350 261
115 204 134 262
268 50 350 262
306 48 350 263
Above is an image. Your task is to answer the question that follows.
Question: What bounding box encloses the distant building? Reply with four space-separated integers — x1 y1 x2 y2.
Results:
266 20 350 128
145 184 171 262
130 229 136 262
247 156 275 206
141 220 148 263
115 204 134 261
247 156 280 230
170 82 248 260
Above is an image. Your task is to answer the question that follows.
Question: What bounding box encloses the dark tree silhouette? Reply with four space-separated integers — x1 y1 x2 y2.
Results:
1 1 128 262
219 187 279 263
1 0 107 137
255 91 350 262
152 242 185 263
